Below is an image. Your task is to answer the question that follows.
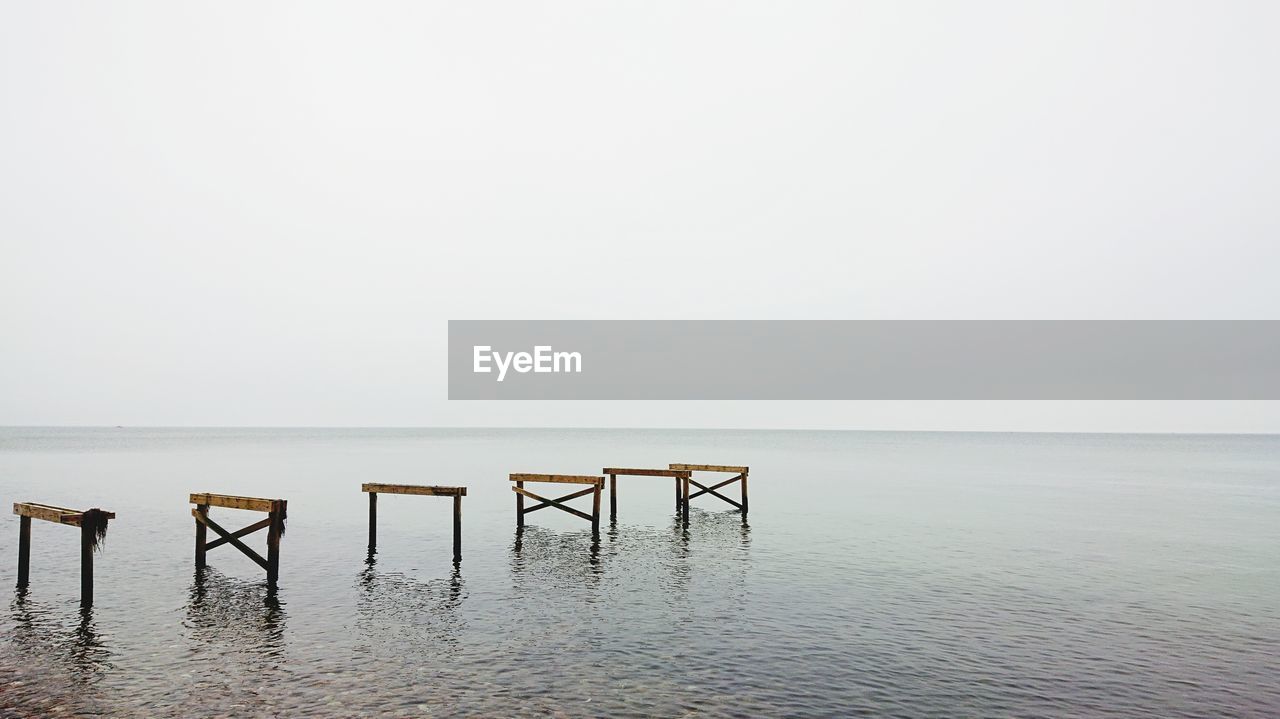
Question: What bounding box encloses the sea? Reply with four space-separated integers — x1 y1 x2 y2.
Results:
0 427 1276 717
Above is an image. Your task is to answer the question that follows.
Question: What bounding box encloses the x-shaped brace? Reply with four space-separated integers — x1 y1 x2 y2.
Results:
687 474 745 510
192 508 269 571
512 485 596 522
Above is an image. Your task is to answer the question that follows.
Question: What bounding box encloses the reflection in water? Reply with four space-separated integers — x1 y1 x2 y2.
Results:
184 567 288 667
3 590 114 715
355 554 467 656
510 526 604 595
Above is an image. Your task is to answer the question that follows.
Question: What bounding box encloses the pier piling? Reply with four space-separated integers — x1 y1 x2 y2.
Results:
669 464 750 517
190 493 288 589
360 484 466 563
13 502 115 606
601 468 693 522
509 474 604 537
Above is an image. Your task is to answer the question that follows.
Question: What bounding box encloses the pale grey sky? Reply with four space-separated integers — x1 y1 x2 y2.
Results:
2 2 1278 430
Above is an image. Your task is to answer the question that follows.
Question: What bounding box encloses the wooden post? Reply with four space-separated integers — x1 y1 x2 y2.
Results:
266 501 282 588
17 515 31 588
675 477 681 514
591 482 601 536
516 480 525 528
368 492 378 553
452 494 462 563
80 518 93 607
682 476 690 519
609 473 617 522
741 471 749 516
194 503 208 569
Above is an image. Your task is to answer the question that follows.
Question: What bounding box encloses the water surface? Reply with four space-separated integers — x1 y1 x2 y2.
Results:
0 428 1277 717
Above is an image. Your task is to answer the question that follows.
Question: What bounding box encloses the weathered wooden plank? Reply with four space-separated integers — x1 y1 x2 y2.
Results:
13 503 116 524
669 464 749 474
189 493 278 513
602 468 691 478
361 483 466 497
509 473 604 486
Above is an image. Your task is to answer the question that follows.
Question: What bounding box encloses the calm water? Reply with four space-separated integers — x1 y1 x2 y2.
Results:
0 428 1276 718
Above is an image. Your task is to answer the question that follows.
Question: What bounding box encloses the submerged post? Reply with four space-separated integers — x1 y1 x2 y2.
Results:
194 502 208 569
80 519 94 607
266 500 284 589
453 494 463 563
609 473 617 522
368 491 378 553
516 479 525 528
17 515 31 588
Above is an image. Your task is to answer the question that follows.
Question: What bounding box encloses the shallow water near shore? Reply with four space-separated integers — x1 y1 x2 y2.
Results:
0 427 1277 717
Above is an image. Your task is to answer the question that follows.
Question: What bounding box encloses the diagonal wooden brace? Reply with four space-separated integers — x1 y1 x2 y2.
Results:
521 485 598 514
192 509 269 571
512 486 595 522
687 475 744 509
203 516 272 551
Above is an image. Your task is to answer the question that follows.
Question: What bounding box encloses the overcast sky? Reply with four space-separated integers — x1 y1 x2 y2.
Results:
2 2 1278 431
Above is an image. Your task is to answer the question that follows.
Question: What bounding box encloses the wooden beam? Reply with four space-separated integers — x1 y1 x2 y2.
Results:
204 516 272 551
189 493 279 513
13 503 116 525
669 464 748 474
509 473 604 486
361 483 466 497
601 468 691 478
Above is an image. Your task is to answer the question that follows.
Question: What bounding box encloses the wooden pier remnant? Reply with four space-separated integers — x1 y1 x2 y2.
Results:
361 483 466 563
669 464 750 517
190 493 287 588
13 502 115 607
510 474 604 535
601 467 692 522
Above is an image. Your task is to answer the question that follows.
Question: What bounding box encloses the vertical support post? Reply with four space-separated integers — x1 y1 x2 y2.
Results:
17 515 31 588
452 494 462 563
516 480 525 528
682 476 690 520
266 501 282 588
676 477 682 514
740 471 749 516
609 473 617 522
80 516 94 608
368 492 378 553
591 482 601 536
194 503 207 569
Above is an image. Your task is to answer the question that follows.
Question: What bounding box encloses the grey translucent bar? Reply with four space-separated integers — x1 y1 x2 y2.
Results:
447 320 1280 399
